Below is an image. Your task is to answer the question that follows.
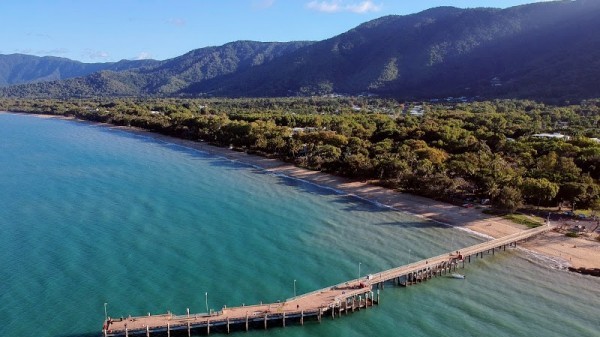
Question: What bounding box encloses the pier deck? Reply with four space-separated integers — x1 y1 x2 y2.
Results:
103 225 550 336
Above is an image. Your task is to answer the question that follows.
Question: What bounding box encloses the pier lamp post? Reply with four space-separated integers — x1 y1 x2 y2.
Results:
294 279 297 297
205 292 209 315
358 262 361 280
104 303 108 322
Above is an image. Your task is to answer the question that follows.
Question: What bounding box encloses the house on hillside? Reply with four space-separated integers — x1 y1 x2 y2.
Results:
292 127 319 135
409 105 424 116
491 77 502 87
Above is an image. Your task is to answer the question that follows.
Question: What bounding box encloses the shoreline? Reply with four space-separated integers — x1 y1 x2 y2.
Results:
4 111 599 270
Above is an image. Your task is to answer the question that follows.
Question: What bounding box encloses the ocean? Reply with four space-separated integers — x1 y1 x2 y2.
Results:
0 113 598 337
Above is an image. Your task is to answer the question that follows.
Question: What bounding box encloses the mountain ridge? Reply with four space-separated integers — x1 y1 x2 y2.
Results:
0 54 159 87
2 0 599 101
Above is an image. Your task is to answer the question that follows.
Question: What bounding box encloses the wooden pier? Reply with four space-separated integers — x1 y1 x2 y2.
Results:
102 225 550 336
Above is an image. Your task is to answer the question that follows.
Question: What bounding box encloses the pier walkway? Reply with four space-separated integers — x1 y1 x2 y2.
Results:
103 225 550 336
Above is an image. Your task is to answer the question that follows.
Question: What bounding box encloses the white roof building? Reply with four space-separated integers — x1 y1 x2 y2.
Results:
531 133 570 140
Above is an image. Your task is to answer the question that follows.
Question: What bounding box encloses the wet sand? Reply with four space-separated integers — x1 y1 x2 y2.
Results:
521 231 600 269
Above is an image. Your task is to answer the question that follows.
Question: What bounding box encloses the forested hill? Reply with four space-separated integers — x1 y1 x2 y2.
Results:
0 54 158 87
0 41 313 98
2 0 599 101
191 0 600 101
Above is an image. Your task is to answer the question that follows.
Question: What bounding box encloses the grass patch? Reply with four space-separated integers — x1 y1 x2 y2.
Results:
565 232 579 238
503 213 544 228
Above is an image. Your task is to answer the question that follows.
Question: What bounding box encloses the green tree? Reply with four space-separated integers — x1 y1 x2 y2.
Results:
341 153 373 178
307 145 341 171
494 186 523 213
374 154 410 181
520 177 559 208
557 175 600 210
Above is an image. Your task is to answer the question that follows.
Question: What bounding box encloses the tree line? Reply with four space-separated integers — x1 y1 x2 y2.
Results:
2 97 599 213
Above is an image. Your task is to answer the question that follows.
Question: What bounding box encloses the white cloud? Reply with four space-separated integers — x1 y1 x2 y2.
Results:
306 0 381 14
83 49 110 60
307 0 340 12
26 32 53 40
14 48 69 56
253 0 275 9
134 52 153 60
14 48 33 54
45 48 69 56
347 1 381 13
167 18 186 27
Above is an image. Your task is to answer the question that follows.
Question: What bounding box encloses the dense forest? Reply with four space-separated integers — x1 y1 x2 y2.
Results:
2 97 600 213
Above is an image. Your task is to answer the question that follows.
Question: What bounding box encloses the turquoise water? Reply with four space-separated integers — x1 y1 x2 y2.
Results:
0 113 598 337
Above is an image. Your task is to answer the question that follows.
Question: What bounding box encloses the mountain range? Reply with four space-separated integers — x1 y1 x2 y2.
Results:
1 0 599 101
0 54 158 87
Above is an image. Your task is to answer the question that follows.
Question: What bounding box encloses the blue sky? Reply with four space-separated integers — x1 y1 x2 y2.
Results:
1 0 545 63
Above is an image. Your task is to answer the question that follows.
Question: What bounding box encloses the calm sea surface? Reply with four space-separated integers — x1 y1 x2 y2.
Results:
1 113 598 337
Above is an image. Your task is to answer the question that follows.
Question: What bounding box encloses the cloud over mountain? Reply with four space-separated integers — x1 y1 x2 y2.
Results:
306 0 382 14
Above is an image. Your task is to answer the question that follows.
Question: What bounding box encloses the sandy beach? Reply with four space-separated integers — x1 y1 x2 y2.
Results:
5 112 599 270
